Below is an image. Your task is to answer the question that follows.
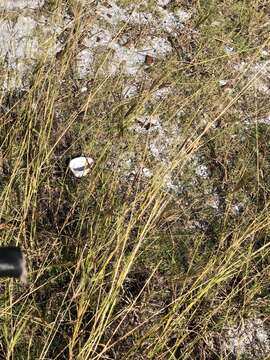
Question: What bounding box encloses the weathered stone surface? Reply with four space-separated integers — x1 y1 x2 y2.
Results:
0 11 63 89
0 0 44 10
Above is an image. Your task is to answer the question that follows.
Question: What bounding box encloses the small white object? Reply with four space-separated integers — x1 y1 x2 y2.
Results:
69 156 94 178
80 86 88 93
142 167 152 178
260 49 269 57
224 46 234 54
219 79 228 87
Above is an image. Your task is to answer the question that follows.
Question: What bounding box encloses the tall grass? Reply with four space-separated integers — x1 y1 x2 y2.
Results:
0 1 270 359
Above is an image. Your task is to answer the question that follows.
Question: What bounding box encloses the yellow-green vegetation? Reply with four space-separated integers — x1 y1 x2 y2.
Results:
0 0 270 359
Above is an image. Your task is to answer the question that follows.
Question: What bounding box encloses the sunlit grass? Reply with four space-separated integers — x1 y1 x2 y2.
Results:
0 1 269 359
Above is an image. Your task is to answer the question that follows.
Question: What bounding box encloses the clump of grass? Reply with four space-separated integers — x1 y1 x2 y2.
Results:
0 1 270 359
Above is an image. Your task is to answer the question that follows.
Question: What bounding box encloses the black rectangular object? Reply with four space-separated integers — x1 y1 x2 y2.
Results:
0 246 24 279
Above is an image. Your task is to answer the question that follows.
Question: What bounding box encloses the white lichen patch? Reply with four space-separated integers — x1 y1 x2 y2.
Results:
258 114 270 125
140 36 172 58
149 142 164 161
100 35 172 76
83 25 112 49
97 1 190 33
233 60 270 94
260 49 269 58
149 132 171 163
0 16 40 88
123 111 183 192
132 115 162 134
77 26 113 77
195 164 210 178
157 0 170 7
78 1 189 77
175 9 192 22
0 0 190 88
151 86 172 100
97 2 127 26
159 9 182 33
97 2 153 27
108 44 146 75
76 49 94 78
158 8 191 33
252 60 270 76
164 173 182 193
0 16 38 59
122 160 152 181
117 37 171 74
129 11 154 25
0 0 44 9
0 13 65 89
222 318 270 358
